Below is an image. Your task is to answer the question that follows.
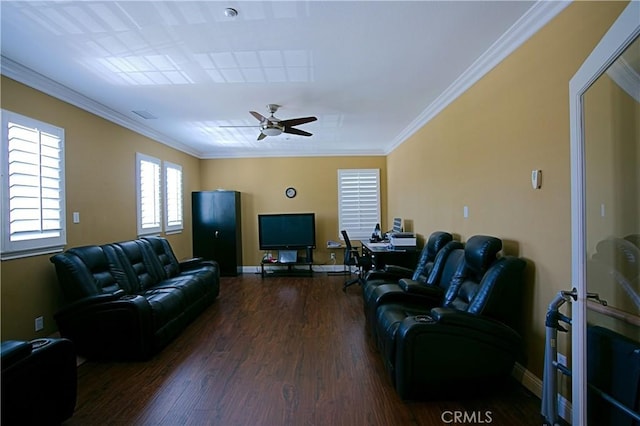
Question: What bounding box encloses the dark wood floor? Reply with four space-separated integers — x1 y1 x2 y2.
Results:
65 273 542 425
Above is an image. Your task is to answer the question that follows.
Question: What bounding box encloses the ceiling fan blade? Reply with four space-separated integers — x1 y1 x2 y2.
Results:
279 116 317 127
257 132 267 141
218 125 260 128
283 127 313 137
250 111 267 122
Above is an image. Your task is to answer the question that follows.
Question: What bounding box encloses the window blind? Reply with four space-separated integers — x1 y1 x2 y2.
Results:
136 153 161 235
164 161 183 232
338 169 380 240
1 110 66 258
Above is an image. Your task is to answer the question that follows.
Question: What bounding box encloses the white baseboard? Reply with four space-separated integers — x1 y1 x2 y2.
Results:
512 363 572 424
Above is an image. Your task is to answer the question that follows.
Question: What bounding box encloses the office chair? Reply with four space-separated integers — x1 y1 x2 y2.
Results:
342 230 373 292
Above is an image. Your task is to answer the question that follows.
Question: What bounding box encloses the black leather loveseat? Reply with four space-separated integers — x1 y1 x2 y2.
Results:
50 236 220 361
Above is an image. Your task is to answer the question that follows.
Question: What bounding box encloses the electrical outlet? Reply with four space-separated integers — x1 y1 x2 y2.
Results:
330 252 336 260
35 316 44 332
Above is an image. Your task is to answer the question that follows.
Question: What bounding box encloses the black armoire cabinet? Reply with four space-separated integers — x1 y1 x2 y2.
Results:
192 190 242 276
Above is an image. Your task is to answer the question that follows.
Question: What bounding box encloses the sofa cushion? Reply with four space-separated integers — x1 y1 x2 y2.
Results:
148 275 211 306
142 236 181 278
109 241 164 291
442 235 502 311
141 288 187 330
68 245 130 294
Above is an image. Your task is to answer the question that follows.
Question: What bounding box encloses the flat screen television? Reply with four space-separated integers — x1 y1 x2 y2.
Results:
258 213 316 250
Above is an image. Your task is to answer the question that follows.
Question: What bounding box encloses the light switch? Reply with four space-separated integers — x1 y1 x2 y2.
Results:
72 212 80 224
463 205 469 218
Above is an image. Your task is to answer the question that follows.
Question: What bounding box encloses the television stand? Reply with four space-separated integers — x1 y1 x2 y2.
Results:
260 260 313 278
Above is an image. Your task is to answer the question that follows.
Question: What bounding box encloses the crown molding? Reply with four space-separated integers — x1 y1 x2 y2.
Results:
1 57 202 158
198 148 387 160
386 1 571 154
607 56 640 103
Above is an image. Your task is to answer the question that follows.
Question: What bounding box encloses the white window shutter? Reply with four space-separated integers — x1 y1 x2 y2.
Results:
136 153 161 236
338 169 381 240
164 161 183 232
1 110 66 259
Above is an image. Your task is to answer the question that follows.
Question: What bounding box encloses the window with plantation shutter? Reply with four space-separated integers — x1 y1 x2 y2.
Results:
1 110 66 259
164 161 183 233
338 169 381 240
136 153 161 236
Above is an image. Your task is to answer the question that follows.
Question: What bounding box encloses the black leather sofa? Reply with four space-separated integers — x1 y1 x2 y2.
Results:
1 337 77 425
373 235 526 399
50 236 220 361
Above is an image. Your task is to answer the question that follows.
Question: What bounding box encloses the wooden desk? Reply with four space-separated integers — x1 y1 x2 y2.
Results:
360 241 419 270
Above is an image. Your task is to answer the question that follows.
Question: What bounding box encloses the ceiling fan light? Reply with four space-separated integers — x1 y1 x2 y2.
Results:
261 127 282 136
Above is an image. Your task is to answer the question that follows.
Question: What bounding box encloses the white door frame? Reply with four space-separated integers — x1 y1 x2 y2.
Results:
569 2 640 424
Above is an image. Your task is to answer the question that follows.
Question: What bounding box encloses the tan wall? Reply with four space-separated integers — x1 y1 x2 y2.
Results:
387 1 629 379
198 157 386 268
0 76 200 340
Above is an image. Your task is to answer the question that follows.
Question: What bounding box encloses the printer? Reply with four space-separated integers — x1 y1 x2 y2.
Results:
389 231 416 248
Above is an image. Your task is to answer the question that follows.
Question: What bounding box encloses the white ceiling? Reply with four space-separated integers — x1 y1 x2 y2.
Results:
0 1 568 159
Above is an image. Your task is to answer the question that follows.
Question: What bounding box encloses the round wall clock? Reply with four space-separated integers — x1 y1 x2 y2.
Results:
285 187 297 198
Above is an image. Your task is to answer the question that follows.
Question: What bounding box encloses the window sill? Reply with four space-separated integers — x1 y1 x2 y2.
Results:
1 245 65 261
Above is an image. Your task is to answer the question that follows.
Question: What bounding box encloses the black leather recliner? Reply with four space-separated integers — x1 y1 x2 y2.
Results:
374 236 526 399
50 237 220 360
363 239 464 342
374 236 502 362
1 338 77 425
363 231 453 286
361 231 452 306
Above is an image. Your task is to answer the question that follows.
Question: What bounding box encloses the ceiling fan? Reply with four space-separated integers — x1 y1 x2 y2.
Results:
221 104 317 140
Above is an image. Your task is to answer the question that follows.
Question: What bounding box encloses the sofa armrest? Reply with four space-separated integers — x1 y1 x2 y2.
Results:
393 312 524 400
371 282 442 311
179 257 205 270
54 294 155 360
428 307 521 345
1 340 32 368
398 279 443 298
365 265 414 282
383 264 414 276
55 291 125 314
